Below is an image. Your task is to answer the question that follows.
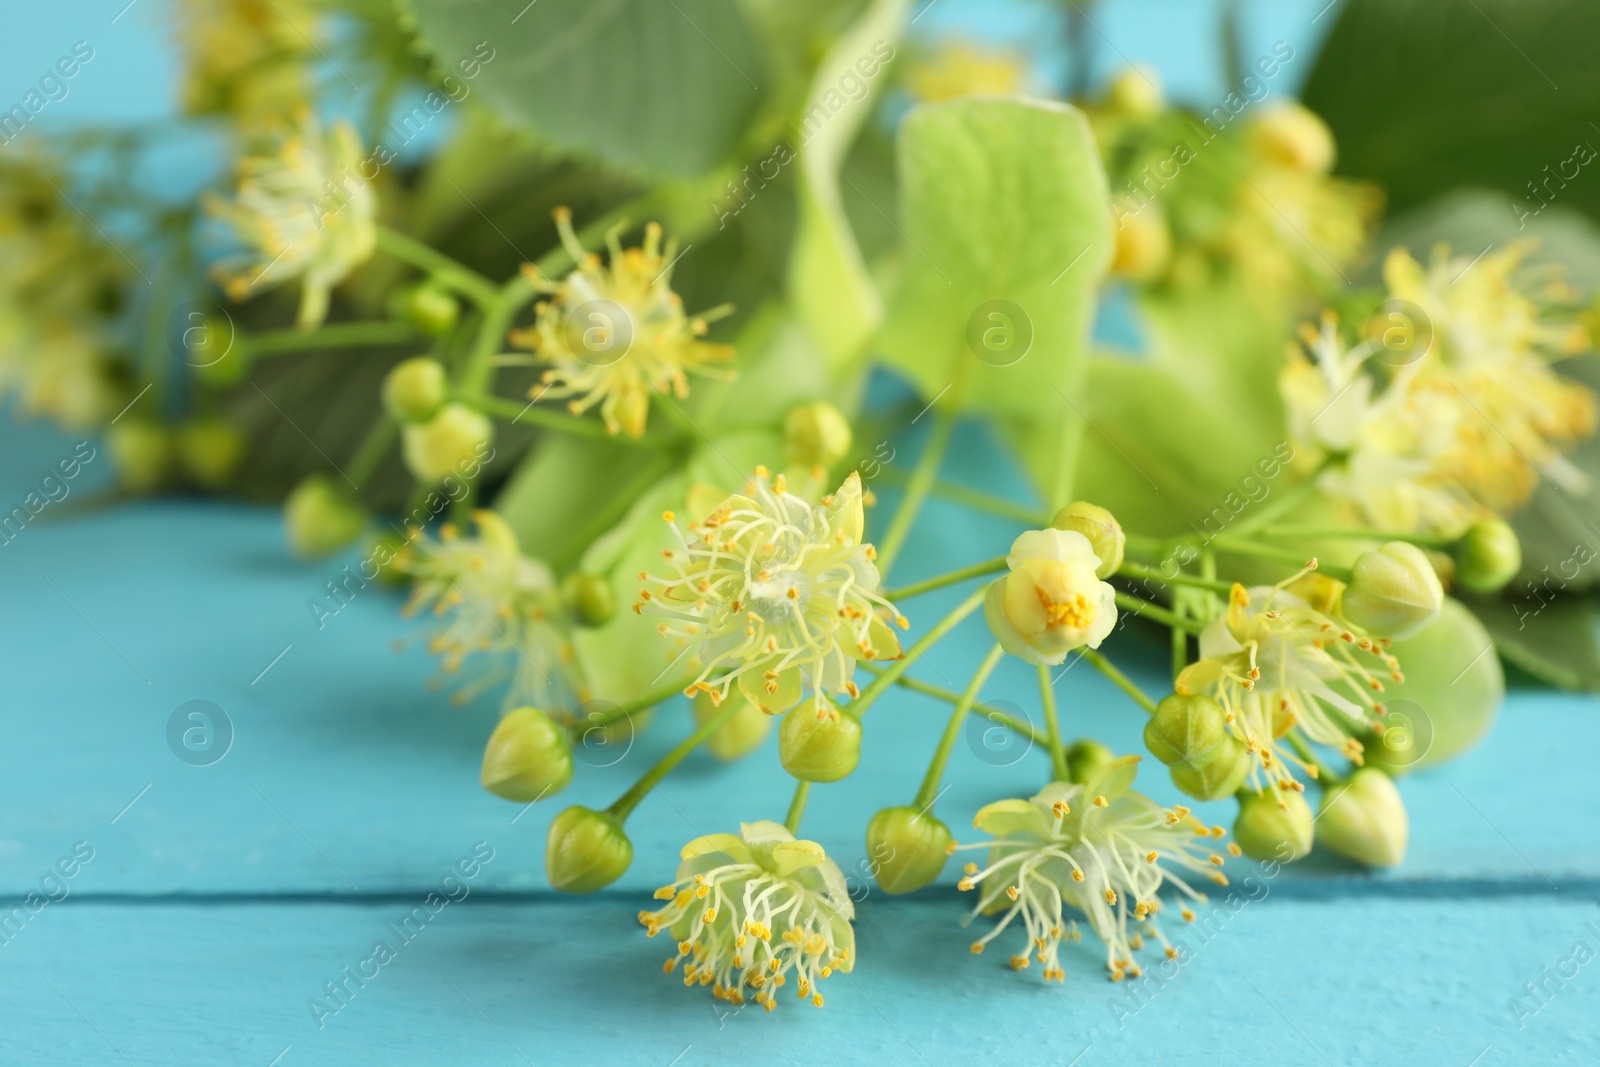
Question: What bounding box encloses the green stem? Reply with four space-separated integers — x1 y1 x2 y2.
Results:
1208 535 1352 581
346 416 396 487
572 677 699 735
606 700 741 821
553 451 681 571
872 469 1046 526
459 277 535 398
1114 591 1205 634
248 321 417 355
1038 664 1067 782
1259 525 1455 549
1081 649 1159 714
784 781 811 834
1116 560 1235 594
471 393 645 443
1286 733 1343 786
913 643 1005 810
876 408 956 577
1224 464 1327 539
375 226 501 308
857 664 1047 747
850 586 987 720
1170 618 1188 685
884 555 1006 601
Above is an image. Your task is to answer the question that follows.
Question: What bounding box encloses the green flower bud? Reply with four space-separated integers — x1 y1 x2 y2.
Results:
106 419 169 492
1143 693 1230 772
866 806 952 894
1233 788 1314 862
480 707 573 802
176 418 244 489
1341 541 1444 639
1249 103 1335 174
693 691 772 762
393 282 460 336
1050 501 1125 578
284 474 367 557
1065 738 1115 784
545 806 632 893
401 402 493 483
1315 768 1408 867
783 401 853 469
382 357 448 423
1169 737 1251 800
1453 520 1521 594
562 572 616 627
778 697 861 782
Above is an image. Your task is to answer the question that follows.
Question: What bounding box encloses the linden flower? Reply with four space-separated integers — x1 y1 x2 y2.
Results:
984 529 1117 666
174 0 319 126
209 110 376 329
1176 572 1404 792
400 511 582 711
512 209 734 439
641 821 854 1010
636 468 907 715
953 759 1230 983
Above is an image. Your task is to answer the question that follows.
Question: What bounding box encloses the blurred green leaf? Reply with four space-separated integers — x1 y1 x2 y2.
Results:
1472 593 1600 691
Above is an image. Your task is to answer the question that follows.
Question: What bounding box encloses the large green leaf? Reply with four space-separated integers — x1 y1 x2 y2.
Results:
407 0 766 176
1303 0 1600 221
1472 593 1600 692
876 97 1112 418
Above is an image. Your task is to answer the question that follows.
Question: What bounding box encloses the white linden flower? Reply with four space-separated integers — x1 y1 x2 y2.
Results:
641 821 854 1011
209 110 376 329
636 468 907 715
512 208 734 439
1176 574 1403 792
954 758 1230 983
984 528 1117 666
400 511 582 711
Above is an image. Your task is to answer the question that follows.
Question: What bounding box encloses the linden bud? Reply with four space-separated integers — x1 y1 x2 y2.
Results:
1341 541 1444 639
1315 768 1408 867
1144 693 1230 772
1065 738 1115 784
778 697 862 782
284 474 367 557
1233 788 1314 862
382 357 448 423
546 806 632 893
562 572 616 627
1249 103 1335 174
866 807 952 894
784 401 853 469
693 691 772 762
392 282 460 336
1105 66 1164 117
106 419 170 492
1453 519 1521 594
1109 205 1171 282
176 418 245 489
401 402 493 483
480 707 573 802
1050 501 1125 578
1169 737 1251 801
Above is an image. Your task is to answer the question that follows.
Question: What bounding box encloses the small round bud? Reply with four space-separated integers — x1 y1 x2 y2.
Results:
545 806 632 893
1105 66 1163 117
1109 206 1171 283
1049 501 1125 578
284 474 367 557
562 573 616 627
392 282 460 336
176 418 244 489
866 806 952 894
480 707 574 802
106 419 169 492
401 402 493 483
1249 103 1335 173
778 697 862 782
1143 693 1230 772
1169 737 1251 801
1315 768 1408 867
693 691 772 762
1453 520 1521 594
1065 738 1115 784
382 357 449 423
784 401 853 469
1341 541 1444 639
1233 788 1314 862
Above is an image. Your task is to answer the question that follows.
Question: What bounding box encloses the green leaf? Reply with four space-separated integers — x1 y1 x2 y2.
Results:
407 0 766 176
876 97 1112 418
1471 593 1600 692
1302 0 1600 221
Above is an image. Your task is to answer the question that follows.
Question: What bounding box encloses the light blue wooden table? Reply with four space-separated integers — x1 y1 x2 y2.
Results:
3 409 1598 1066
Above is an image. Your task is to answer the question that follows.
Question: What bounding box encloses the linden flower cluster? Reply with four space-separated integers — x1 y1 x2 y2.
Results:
209 110 376 329
400 511 582 712
1176 573 1402 792
640 822 854 1010
512 209 734 439
954 761 1232 983
636 468 907 716
173 0 320 128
